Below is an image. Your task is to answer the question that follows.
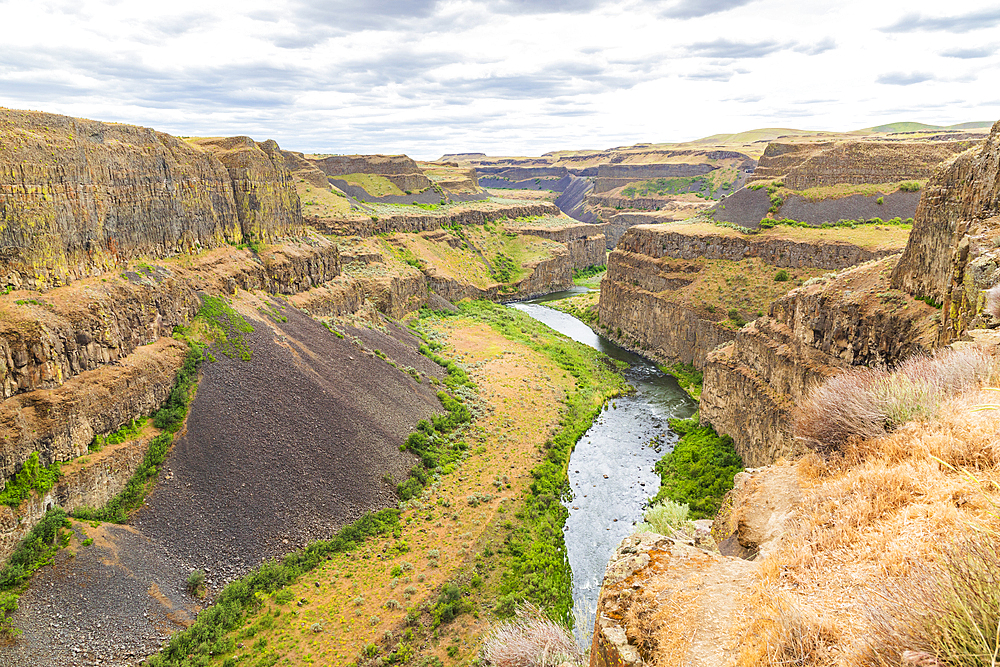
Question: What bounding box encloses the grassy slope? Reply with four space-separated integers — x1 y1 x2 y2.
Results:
673 220 911 253
164 302 626 667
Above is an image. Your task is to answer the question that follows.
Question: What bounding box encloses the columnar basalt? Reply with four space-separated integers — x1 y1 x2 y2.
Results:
892 121 1000 339
0 110 303 289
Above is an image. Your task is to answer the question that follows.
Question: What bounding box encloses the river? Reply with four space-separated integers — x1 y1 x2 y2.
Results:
509 289 697 642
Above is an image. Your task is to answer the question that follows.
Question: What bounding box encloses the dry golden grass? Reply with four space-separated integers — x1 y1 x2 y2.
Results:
733 381 1000 666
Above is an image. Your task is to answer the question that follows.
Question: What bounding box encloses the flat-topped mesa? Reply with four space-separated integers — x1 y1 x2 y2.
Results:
750 139 974 188
308 154 433 193
891 121 1000 339
0 109 303 289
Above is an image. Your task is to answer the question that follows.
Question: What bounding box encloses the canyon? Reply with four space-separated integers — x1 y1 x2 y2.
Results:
0 106 997 667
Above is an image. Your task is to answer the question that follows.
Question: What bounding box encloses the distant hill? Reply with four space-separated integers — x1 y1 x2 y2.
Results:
689 128 835 144
860 121 993 133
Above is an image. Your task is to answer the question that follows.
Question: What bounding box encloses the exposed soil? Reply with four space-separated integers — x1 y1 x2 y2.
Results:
712 187 771 226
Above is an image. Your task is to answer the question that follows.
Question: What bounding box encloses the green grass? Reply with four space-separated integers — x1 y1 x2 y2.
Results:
199 295 254 361
336 173 405 198
72 343 203 523
0 453 60 509
572 265 606 287
90 417 147 451
660 362 703 401
145 509 403 667
433 301 629 625
652 415 743 520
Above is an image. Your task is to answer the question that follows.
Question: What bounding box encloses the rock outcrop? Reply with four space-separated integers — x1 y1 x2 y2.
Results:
590 531 756 667
312 202 560 236
892 121 1000 339
0 109 303 290
750 140 973 189
700 258 939 465
308 154 432 193
597 224 906 374
509 220 607 270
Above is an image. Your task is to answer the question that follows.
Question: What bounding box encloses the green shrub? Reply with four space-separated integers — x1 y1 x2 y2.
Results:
0 507 71 634
774 269 789 282
876 196 884 205
0 453 60 509
652 416 743 519
899 181 922 192
639 499 691 535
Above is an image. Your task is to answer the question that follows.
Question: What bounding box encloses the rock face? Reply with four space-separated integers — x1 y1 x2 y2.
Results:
0 109 303 289
892 121 1000 339
510 221 607 270
750 140 973 189
590 531 756 667
312 202 560 236
615 224 898 269
308 154 432 192
597 224 903 374
699 257 939 466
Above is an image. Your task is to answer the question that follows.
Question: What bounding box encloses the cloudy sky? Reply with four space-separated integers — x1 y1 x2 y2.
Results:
0 0 997 159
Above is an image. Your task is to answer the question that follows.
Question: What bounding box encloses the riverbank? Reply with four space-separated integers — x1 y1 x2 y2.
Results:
138 301 626 667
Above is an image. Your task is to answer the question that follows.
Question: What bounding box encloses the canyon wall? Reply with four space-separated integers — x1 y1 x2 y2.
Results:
511 221 607 269
0 109 302 290
699 258 939 465
308 154 432 192
892 121 1000 339
751 139 973 189
312 202 560 236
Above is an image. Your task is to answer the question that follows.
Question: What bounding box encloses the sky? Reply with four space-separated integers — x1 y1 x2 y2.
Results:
0 0 998 159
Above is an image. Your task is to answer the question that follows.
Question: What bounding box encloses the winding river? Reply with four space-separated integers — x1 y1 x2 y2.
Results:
509 289 697 642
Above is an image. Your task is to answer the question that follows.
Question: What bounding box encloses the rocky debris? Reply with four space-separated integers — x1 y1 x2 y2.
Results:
131 301 442 579
712 464 803 560
0 523 198 667
0 109 302 289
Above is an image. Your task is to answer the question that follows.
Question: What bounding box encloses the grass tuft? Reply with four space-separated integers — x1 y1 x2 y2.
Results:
794 347 998 454
480 603 585 667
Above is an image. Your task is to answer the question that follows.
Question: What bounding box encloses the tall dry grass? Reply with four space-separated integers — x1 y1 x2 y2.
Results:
794 347 998 454
861 540 1000 667
732 377 1000 667
480 604 585 667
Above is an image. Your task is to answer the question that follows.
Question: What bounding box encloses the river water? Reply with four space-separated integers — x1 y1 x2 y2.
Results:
509 289 697 642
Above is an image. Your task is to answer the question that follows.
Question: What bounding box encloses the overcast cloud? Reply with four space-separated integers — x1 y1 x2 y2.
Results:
0 0 997 158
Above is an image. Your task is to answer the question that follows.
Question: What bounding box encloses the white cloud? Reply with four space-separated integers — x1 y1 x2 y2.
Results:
0 0 996 158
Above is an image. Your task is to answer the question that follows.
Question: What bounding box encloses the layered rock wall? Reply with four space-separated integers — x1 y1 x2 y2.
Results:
618 224 898 270
511 222 607 269
700 258 939 465
594 163 714 193
892 121 1000 339
308 154 432 192
0 109 302 289
313 202 560 236
751 140 973 189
